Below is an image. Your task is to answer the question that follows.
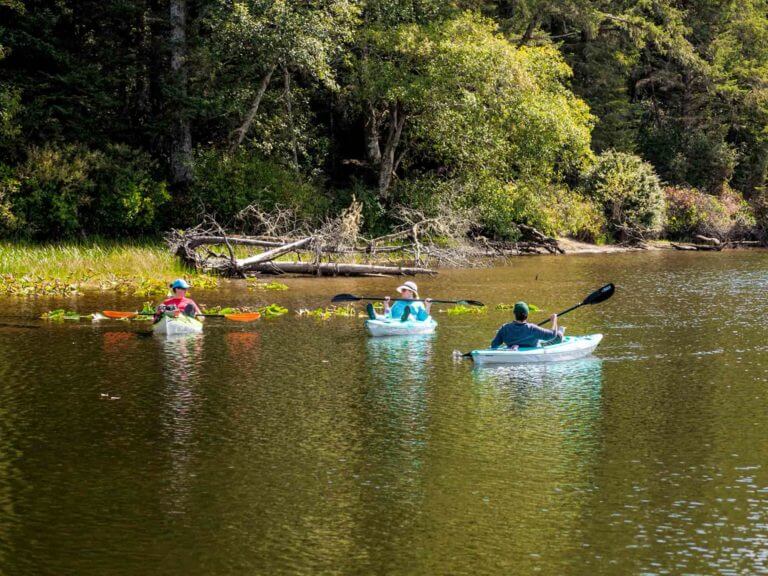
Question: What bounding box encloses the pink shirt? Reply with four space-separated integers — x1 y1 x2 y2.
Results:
163 296 201 314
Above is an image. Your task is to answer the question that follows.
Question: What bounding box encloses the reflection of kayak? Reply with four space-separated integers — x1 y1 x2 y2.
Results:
471 334 603 365
153 315 204 336
365 317 437 337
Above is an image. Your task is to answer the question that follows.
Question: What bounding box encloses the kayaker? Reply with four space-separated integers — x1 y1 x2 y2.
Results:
366 281 432 321
156 278 202 318
490 301 562 349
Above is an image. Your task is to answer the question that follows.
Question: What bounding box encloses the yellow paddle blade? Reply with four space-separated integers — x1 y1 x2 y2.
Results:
102 310 139 319
222 312 261 322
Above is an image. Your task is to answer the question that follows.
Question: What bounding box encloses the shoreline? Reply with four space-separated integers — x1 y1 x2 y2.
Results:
0 238 761 297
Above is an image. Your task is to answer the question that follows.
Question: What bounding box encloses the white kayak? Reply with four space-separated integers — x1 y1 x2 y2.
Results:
365 316 437 337
470 334 603 365
153 314 204 336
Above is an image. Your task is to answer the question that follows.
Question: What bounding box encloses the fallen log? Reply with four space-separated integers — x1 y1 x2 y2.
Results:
236 237 314 268
694 234 721 246
671 243 723 251
247 261 436 276
184 235 286 249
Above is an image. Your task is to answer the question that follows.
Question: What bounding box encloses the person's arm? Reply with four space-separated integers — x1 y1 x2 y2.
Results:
384 296 391 315
491 326 505 349
425 298 432 315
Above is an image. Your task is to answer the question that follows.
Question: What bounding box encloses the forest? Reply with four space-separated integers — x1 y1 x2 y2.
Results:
1 0 766 244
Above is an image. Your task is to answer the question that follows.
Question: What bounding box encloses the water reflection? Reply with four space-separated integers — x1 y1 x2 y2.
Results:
158 334 204 515
471 357 604 407
362 335 436 520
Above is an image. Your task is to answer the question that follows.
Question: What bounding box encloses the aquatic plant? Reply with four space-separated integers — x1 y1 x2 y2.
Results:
496 303 542 312
201 305 241 315
446 305 487 316
296 304 362 320
41 309 83 321
248 280 289 291
0 274 80 296
259 303 289 318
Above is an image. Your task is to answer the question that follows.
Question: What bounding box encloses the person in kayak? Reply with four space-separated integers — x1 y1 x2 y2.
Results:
491 301 562 349
156 278 202 319
366 281 432 321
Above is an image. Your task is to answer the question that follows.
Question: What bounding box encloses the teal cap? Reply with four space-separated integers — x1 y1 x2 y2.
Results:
170 278 190 290
513 301 529 317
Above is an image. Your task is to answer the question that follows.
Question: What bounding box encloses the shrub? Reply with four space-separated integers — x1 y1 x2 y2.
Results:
666 185 755 240
470 177 606 242
0 164 19 234
7 144 168 238
187 149 327 225
86 145 170 235
580 150 665 240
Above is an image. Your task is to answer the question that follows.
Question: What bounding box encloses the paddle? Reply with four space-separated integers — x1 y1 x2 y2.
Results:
455 283 615 359
102 310 262 322
536 283 615 326
331 293 485 307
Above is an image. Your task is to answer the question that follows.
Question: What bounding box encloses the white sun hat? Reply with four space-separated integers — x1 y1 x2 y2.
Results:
396 281 419 297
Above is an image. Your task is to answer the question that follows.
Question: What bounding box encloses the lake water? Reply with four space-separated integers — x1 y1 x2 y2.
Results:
0 250 767 575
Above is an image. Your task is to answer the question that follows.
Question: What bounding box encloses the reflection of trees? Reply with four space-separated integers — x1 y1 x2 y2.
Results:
0 386 20 570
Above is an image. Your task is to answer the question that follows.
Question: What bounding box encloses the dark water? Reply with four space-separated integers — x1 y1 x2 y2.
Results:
1 251 767 575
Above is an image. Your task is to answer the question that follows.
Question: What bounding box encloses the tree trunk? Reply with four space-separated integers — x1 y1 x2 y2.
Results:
169 0 192 184
229 63 277 153
283 67 299 172
365 102 382 166
518 8 542 47
378 101 406 198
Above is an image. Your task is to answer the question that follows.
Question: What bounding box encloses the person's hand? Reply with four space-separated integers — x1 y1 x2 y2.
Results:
549 313 557 323
425 298 432 304
384 296 390 302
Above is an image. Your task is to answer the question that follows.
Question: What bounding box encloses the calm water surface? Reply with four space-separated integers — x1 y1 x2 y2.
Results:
0 251 767 575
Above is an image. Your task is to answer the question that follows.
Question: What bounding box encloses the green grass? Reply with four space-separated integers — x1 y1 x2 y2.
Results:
0 240 214 296
0 240 192 279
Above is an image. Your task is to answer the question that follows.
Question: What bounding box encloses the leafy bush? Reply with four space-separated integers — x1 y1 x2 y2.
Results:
580 150 665 240
187 149 327 225
6 144 168 238
665 186 755 240
0 164 19 234
86 145 170 235
470 177 606 241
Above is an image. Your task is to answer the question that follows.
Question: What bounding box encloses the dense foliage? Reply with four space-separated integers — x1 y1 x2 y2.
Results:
1 0 766 241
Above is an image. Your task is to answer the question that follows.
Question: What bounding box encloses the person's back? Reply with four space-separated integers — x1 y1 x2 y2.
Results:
491 301 561 349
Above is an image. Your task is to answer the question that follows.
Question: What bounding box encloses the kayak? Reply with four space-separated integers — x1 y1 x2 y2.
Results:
153 314 204 336
470 334 603 365
365 316 437 337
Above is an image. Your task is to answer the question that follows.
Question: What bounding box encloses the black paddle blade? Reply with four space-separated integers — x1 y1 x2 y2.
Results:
331 293 361 303
458 299 485 307
582 283 615 306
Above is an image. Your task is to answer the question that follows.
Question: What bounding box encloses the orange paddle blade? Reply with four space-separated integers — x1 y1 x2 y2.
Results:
223 312 261 322
102 310 139 319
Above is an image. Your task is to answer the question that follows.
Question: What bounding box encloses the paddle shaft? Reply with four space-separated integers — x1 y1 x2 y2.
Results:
536 302 582 326
341 296 480 305
105 311 254 320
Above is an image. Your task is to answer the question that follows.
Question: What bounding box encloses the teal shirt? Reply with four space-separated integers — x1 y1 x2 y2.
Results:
389 300 429 321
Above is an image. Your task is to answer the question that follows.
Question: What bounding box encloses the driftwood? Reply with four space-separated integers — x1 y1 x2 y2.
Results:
236 237 313 268
249 261 435 276
672 239 762 251
167 201 569 277
166 205 439 276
